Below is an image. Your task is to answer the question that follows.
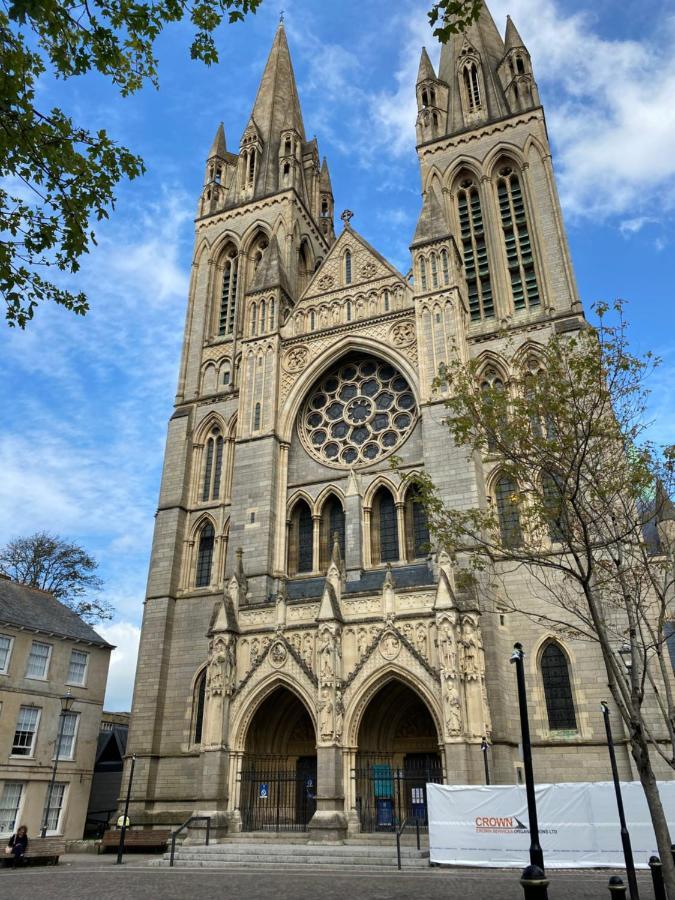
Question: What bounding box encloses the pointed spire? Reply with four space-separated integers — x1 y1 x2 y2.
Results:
438 1 509 134
249 235 292 297
417 46 437 84
504 15 526 51
244 21 306 198
207 122 227 159
411 188 450 247
656 481 675 523
320 157 333 193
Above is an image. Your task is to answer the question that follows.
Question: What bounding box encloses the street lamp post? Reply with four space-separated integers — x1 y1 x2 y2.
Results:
510 643 545 873
116 753 137 865
41 691 74 839
601 701 640 900
481 737 491 785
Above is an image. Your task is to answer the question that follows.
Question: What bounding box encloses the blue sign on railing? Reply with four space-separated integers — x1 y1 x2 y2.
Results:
259 783 269 799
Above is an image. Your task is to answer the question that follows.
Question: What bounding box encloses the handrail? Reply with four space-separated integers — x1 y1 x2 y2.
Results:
395 816 421 870
169 815 211 867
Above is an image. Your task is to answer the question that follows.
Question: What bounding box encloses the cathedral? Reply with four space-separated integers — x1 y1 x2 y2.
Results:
124 6 669 839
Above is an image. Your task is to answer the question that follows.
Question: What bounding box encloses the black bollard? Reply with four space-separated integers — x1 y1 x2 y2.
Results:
520 864 549 900
608 875 628 897
649 856 667 900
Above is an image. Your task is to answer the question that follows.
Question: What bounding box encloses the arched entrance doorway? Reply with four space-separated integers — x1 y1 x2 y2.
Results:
354 679 443 832
240 686 317 832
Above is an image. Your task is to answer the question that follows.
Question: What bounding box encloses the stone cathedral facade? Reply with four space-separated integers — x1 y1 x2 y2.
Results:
125 8 672 839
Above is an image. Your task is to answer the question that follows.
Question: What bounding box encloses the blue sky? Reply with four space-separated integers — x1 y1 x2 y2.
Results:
1 0 674 710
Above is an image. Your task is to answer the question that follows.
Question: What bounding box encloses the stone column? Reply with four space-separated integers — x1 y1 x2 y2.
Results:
395 502 406 561
344 469 363 582
312 514 321 573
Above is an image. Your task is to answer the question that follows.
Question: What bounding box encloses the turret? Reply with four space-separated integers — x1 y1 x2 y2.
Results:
199 123 235 216
415 47 448 144
497 16 540 113
319 157 336 244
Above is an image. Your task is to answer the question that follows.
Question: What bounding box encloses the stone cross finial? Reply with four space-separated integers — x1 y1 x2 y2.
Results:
340 209 354 226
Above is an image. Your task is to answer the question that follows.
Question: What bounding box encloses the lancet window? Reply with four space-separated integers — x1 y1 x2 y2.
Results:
495 474 523 548
195 522 215 587
457 179 494 321
371 486 399 565
541 643 577 730
202 427 224 501
219 248 239 335
496 165 541 311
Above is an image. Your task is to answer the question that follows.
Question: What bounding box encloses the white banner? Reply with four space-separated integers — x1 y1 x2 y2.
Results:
427 781 675 869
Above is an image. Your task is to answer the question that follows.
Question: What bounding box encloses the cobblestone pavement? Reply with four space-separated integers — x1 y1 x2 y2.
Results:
0 858 655 900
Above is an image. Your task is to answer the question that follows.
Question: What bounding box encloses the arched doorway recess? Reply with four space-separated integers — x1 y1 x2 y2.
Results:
240 686 317 832
354 679 443 832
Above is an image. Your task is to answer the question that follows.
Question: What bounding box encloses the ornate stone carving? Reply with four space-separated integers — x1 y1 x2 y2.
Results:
460 614 481 680
283 345 309 373
379 631 401 661
302 633 314 670
318 624 342 679
317 274 335 290
415 623 428 659
390 319 415 347
206 634 236 698
438 617 458 676
269 641 287 668
359 261 377 279
443 680 463 737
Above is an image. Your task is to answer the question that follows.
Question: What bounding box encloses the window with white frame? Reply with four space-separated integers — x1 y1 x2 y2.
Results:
12 706 40 756
0 782 24 834
0 634 13 674
26 640 51 679
42 782 67 833
67 650 89 686
56 712 79 760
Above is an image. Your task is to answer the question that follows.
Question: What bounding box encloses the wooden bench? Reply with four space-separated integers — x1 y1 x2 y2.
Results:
4 837 66 866
99 829 171 853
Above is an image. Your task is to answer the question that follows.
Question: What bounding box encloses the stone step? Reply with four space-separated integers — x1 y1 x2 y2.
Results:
167 844 429 859
158 853 430 869
162 859 431 870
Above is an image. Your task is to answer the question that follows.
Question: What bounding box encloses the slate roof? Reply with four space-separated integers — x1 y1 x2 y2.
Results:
0 576 113 648
284 562 435 601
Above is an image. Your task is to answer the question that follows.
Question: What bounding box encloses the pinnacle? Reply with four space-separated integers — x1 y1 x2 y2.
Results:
417 46 436 84
505 15 526 50
207 122 226 159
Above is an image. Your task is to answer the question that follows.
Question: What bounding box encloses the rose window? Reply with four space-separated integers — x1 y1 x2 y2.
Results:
299 355 418 468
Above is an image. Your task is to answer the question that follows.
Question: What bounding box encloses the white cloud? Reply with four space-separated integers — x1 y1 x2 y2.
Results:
97 620 141 711
308 0 675 226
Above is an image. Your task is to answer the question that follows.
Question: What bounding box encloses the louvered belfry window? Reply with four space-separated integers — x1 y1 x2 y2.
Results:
497 166 540 312
541 643 577 730
219 251 239 335
457 181 494 321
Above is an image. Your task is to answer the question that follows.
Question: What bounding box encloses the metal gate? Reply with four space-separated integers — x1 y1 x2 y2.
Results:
239 756 317 832
354 753 443 833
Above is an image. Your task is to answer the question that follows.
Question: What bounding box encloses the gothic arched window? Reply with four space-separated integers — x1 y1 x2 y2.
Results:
202 428 224 501
480 366 506 451
253 403 261 432
419 256 428 291
541 643 577 730
430 253 439 289
346 300 352 321
404 487 430 560
371 486 399 565
250 303 257 337
258 300 266 335
456 179 494 321
440 249 450 285
344 249 352 285
269 298 275 331
463 62 482 110
219 249 239 335
195 522 215 587
543 472 567 543
497 165 540 311
495 474 522 548
320 495 346 571
192 669 207 744
383 289 390 312
288 500 314 575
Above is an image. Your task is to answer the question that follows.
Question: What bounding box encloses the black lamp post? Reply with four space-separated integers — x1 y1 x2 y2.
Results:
41 691 74 838
481 736 491 785
601 700 640 900
116 753 136 865
510 642 545 873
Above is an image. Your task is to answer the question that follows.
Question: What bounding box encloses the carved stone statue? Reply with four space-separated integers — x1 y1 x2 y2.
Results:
438 620 457 673
357 628 368 660
416 623 428 658
460 616 480 680
444 683 462 736
319 692 334 740
207 635 235 697
302 633 314 669
334 689 344 740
